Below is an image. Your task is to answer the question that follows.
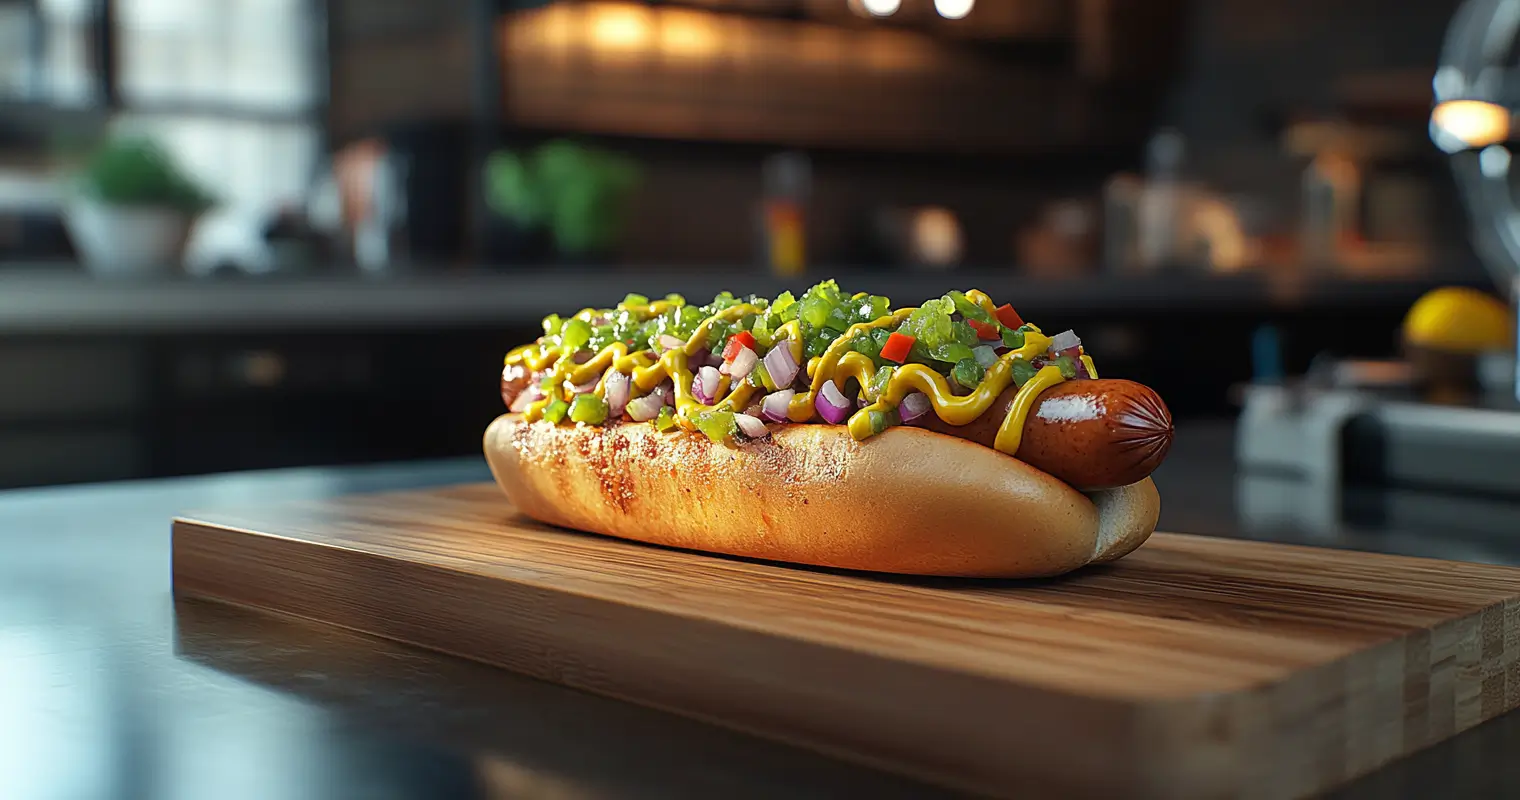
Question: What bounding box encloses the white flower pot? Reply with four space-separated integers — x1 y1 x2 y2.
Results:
65 199 197 278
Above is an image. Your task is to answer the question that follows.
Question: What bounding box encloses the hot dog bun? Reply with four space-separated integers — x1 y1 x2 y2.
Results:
484 413 1158 578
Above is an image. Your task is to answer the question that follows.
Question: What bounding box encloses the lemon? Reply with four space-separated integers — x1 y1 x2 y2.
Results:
1402 287 1514 354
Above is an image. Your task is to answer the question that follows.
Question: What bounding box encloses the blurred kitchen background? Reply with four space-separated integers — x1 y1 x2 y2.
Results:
1 0 1517 515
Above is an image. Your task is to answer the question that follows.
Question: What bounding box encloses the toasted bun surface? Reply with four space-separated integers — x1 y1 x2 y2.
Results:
484 414 1157 578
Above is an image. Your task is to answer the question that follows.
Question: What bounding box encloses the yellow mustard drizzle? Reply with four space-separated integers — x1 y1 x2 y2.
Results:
505 290 1090 456
844 330 1053 439
993 365 1065 454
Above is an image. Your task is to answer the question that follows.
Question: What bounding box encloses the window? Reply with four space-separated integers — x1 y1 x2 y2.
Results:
0 0 101 106
113 0 322 272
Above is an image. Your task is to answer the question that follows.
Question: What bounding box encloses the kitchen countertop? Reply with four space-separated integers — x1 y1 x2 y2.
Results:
0 267 1488 334
4 420 1520 799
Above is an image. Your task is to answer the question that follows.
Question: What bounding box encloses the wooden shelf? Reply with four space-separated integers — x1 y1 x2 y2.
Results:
492 0 1183 157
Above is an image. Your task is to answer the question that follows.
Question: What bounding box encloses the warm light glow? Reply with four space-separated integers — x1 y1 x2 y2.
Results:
861 0 900 17
515 5 578 53
588 4 652 51
910 207 964 268
1431 100 1511 151
934 0 974 19
658 10 720 61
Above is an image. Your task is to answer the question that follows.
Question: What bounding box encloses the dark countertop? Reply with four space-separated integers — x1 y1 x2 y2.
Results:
0 266 1488 333
4 421 1520 799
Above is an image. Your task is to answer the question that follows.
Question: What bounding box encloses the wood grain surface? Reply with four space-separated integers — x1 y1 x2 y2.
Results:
171 483 1520 799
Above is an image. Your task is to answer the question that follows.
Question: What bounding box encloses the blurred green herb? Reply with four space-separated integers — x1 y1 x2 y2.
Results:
73 137 215 213
484 140 641 257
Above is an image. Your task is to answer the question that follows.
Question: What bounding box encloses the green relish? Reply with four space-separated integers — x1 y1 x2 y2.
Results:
533 280 1058 413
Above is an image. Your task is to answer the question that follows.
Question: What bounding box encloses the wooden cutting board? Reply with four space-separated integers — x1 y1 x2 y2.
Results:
171 483 1520 800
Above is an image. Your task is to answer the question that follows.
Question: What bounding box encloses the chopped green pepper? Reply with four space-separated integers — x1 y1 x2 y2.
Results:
561 318 592 352
653 406 677 431
952 358 985 389
869 365 895 400
1001 326 1026 350
569 393 608 424
772 291 797 320
706 320 734 351
952 320 979 348
1055 355 1078 379
542 397 571 424
694 409 735 443
929 342 976 364
867 407 900 435
621 293 649 307
1010 359 1037 387
898 298 954 351
805 329 840 359
752 361 776 391
852 330 884 361
946 290 992 323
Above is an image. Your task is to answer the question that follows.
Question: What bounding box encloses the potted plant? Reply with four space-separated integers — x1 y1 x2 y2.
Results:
65 136 216 277
484 140 641 265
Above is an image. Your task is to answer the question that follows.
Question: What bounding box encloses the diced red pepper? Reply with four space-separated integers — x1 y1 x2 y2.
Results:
880 331 915 363
722 330 757 361
967 319 1001 340
994 304 1023 330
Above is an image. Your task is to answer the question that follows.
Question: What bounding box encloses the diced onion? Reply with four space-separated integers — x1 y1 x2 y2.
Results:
734 413 769 439
570 377 598 394
728 346 758 381
973 345 998 368
658 334 686 353
694 365 721 404
899 391 932 423
509 391 537 413
1048 330 1081 355
762 343 800 388
626 391 664 421
604 370 630 417
816 379 851 424
761 389 796 422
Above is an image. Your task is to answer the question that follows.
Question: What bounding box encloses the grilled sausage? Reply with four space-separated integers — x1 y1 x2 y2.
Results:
501 363 532 411
909 378 1173 490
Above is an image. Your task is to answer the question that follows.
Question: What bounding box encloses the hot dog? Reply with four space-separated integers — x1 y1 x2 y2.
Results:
485 280 1172 578
503 371 1170 490
909 379 1172 490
